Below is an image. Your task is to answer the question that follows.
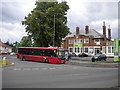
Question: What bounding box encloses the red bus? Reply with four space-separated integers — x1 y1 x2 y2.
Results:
16 47 68 64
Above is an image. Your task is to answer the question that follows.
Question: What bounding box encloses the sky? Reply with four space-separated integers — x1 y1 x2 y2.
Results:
0 0 119 43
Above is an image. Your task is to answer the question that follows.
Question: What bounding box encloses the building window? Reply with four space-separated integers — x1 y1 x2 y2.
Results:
112 47 114 53
108 47 111 53
84 47 88 53
108 46 114 53
78 47 80 52
69 40 73 44
74 39 82 43
74 39 78 43
95 39 100 43
74 39 77 43
75 47 77 52
69 47 73 52
74 47 81 53
84 39 89 43
79 39 82 43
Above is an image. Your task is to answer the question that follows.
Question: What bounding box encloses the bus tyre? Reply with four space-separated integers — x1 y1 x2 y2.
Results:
45 59 49 63
92 59 95 62
22 57 26 61
63 62 65 64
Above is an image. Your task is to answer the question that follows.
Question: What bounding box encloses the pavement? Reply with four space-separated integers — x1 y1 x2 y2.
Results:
66 57 119 68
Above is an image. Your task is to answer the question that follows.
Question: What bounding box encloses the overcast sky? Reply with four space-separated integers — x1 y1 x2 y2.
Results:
0 0 119 43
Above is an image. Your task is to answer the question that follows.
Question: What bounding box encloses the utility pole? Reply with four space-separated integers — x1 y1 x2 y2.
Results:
53 15 55 47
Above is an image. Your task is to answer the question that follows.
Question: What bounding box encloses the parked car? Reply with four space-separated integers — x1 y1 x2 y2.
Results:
10 52 16 55
91 54 107 62
78 53 88 57
68 52 77 60
0 51 8 55
69 52 77 57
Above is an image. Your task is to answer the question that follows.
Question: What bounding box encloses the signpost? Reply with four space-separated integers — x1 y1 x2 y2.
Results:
114 38 119 62
74 43 83 47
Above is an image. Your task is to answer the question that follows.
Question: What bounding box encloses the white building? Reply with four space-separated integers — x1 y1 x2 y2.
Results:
0 41 12 54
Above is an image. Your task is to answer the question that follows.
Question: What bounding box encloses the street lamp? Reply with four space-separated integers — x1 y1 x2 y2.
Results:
53 15 55 47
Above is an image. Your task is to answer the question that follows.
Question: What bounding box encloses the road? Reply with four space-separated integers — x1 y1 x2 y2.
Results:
2 55 118 88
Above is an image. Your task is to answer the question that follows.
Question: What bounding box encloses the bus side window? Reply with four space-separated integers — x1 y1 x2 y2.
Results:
38 49 42 56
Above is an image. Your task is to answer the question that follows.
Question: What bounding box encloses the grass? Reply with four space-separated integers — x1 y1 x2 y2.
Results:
0 60 14 67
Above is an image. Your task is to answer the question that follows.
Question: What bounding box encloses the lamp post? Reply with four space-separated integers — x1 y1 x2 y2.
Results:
53 15 55 47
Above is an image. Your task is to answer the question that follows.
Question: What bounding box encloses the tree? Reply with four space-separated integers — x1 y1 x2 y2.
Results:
5 41 14 47
11 41 19 52
18 36 32 47
5 41 10 46
22 1 70 47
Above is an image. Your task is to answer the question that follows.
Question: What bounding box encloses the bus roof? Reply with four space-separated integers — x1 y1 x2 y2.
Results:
17 47 58 50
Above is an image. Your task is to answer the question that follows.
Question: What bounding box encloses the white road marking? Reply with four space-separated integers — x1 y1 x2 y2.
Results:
42 68 48 70
13 68 21 70
57 67 64 69
49 67 56 70
23 68 31 70
32 68 39 70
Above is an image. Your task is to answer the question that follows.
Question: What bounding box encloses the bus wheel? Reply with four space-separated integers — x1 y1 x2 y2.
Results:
22 57 26 61
45 59 49 63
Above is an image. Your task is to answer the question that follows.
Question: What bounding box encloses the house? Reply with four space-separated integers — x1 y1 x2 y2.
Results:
61 21 117 57
0 41 12 54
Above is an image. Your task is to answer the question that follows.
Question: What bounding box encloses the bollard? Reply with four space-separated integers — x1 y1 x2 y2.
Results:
2 57 7 65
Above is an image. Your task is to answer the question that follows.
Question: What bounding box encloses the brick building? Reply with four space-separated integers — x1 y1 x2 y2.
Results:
0 41 12 54
61 22 115 56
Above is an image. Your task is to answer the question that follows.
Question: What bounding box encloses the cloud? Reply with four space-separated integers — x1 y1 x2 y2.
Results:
0 0 119 43
1 0 36 43
66 1 118 39
1 21 27 43
2 1 36 23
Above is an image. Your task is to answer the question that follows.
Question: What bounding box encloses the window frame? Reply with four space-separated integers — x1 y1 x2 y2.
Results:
69 39 73 44
84 39 89 43
84 47 89 53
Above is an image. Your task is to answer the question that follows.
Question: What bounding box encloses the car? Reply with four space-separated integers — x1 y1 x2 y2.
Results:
10 52 16 55
0 51 8 55
91 54 107 62
68 52 77 60
78 53 88 57
69 52 77 57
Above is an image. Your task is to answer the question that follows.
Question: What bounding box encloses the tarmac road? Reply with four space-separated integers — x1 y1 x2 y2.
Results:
2 55 119 88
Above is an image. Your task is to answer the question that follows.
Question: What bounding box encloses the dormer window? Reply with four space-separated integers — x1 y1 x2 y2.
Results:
84 39 89 43
69 39 73 44
95 39 100 45
95 39 100 43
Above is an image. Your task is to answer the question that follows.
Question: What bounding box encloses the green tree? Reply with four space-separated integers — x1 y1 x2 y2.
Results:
18 36 32 47
5 41 14 47
12 41 19 52
5 41 10 46
22 1 69 47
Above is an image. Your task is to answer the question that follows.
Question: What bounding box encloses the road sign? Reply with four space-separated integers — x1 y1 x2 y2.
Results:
74 43 83 47
114 38 119 62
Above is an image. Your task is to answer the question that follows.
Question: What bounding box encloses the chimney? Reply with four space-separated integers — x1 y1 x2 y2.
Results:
108 25 111 40
103 21 106 41
85 25 89 34
76 27 79 35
